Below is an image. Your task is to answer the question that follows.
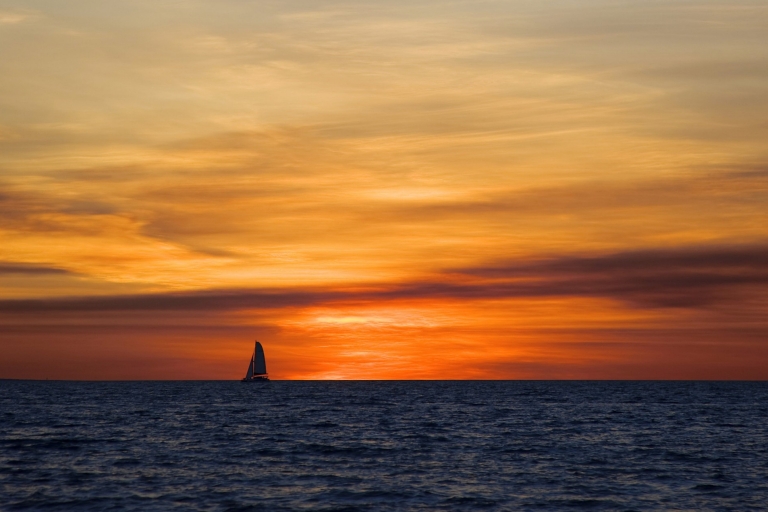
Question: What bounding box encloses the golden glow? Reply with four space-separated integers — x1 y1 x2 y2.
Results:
1 0 767 379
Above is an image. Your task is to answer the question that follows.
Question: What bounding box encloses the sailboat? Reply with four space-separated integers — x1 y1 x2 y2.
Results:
241 340 269 382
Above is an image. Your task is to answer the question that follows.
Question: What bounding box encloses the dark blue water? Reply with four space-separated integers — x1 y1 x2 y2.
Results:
1 381 767 511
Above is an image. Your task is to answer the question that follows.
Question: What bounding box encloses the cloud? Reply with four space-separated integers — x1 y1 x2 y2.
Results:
638 60 768 82
459 244 768 277
0 183 118 233
451 244 768 308
0 262 74 275
0 288 343 314
0 11 30 24
2 243 766 313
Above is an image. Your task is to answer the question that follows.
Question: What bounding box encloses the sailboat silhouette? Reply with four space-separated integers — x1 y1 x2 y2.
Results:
241 340 269 382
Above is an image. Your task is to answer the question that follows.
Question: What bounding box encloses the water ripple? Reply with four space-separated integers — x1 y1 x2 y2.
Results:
1 381 767 510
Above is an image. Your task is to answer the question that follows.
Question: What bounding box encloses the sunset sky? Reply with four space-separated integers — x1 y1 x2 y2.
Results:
1 0 767 379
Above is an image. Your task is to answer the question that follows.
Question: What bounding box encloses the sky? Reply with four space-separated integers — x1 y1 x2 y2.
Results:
1 0 767 380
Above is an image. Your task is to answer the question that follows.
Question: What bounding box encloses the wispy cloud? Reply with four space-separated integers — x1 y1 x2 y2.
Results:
0 10 31 25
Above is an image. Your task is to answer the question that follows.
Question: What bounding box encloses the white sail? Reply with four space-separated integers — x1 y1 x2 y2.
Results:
254 341 267 375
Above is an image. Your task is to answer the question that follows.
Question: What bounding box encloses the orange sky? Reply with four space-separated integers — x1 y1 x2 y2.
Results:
1 0 767 379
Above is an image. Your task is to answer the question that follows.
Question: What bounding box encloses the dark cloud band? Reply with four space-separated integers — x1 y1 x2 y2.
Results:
0 262 74 275
1 243 766 313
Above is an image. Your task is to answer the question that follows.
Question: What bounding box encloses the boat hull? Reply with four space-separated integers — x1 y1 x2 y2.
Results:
241 376 270 382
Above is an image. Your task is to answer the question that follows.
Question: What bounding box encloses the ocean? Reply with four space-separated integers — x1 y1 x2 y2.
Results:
1 381 767 510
